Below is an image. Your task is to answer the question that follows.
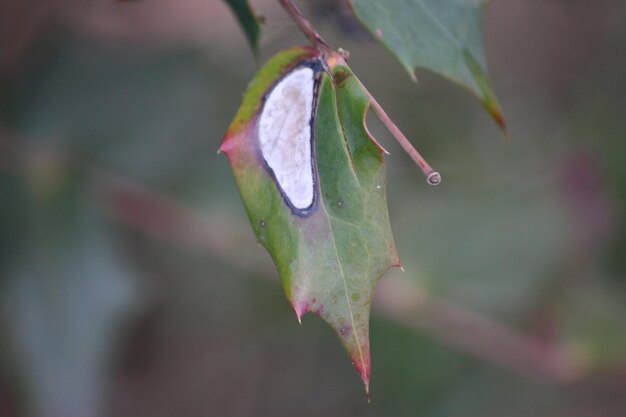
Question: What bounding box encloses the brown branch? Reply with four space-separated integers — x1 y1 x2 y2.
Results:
375 275 582 383
95 171 274 276
99 174 582 384
277 0 332 53
359 85 441 185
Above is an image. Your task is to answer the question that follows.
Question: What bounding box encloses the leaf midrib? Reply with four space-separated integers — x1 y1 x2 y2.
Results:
317 82 367 378
323 206 367 374
367 0 464 53
413 0 464 51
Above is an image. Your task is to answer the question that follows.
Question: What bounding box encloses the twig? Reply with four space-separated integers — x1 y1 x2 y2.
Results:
359 86 441 185
95 171 274 275
277 0 441 185
375 276 581 383
98 174 582 384
277 0 332 53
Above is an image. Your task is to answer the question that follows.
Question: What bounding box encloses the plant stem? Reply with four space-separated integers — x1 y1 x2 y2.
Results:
277 0 441 185
358 83 441 185
277 0 332 53
375 276 581 383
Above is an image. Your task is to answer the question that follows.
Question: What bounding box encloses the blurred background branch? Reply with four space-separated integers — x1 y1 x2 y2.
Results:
98 169 583 384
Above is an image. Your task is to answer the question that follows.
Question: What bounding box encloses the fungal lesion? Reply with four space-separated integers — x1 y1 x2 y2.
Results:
257 61 324 217
331 68 352 87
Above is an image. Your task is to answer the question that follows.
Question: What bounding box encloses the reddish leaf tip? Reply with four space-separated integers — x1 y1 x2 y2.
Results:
218 135 234 156
488 105 509 139
292 300 309 323
353 358 371 396
478 80 508 137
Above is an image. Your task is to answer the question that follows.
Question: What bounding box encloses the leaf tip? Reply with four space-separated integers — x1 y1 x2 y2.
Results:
292 299 309 324
218 131 237 156
483 98 509 139
463 50 508 136
406 64 418 83
353 357 371 397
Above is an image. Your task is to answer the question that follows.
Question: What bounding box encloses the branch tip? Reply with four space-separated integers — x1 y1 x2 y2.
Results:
427 171 441 186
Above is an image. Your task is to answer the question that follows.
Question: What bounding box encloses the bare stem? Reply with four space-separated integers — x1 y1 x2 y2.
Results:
277 0 331 53
277 0 440 185
357 80 441 185
375 277 581 383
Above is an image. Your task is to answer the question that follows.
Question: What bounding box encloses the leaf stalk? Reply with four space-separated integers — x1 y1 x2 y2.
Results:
277 0 441 185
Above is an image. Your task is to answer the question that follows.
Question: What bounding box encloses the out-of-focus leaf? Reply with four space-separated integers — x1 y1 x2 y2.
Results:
5 176 136 417
0 40 215 183
223 0 262 56
0 173 28 279
220 46 400 391
349 0 506 130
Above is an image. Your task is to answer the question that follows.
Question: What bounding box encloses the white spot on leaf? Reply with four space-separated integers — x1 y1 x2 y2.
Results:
259 67 315 210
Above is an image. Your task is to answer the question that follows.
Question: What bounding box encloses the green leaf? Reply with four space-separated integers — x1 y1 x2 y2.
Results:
223 0 262 56
349 0 506 130
220 47 400 391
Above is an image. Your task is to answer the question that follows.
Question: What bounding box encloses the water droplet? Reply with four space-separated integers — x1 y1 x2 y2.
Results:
259 220 266 228
427 171 441 186
376 185 382 189
336 199 343 207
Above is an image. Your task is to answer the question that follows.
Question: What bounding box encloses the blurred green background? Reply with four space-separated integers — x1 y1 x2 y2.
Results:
1 0 625 416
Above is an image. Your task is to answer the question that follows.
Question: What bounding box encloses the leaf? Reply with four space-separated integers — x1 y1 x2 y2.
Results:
219 46 400 391
223 0 262 56
349 0 506 131
5 177 136 417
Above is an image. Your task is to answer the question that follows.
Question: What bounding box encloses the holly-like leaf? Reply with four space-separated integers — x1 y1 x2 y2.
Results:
223 0 262 56
219 46 400 391
349 0 506 130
